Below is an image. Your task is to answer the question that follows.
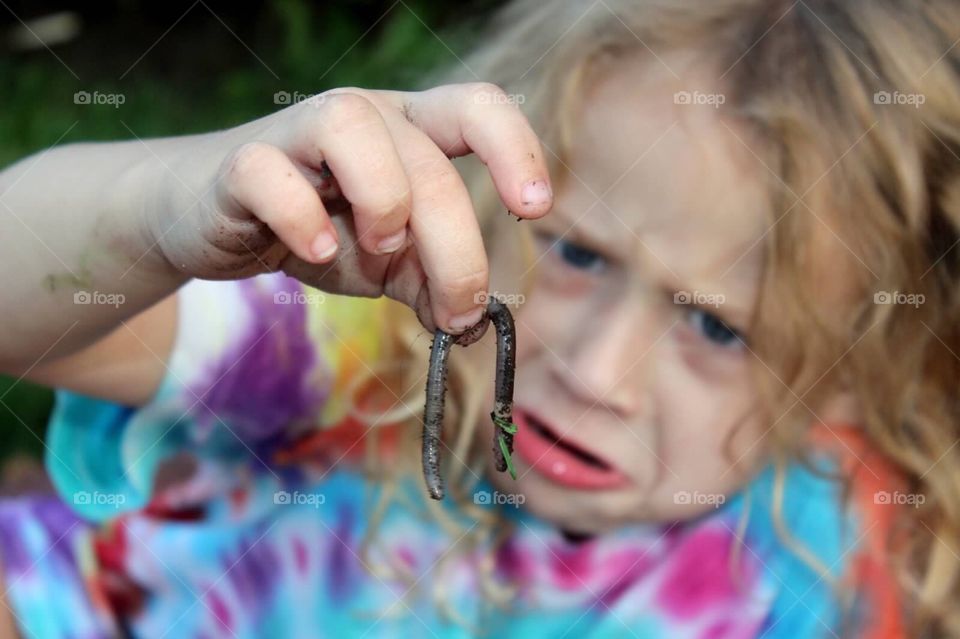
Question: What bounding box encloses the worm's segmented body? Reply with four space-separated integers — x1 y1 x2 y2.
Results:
422 299 517 500
487 299 517 476
422 331 454 500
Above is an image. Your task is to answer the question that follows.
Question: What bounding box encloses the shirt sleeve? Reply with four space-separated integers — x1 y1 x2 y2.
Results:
45 272 388 523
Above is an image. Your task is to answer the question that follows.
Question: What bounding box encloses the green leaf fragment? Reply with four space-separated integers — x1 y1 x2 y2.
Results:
492 415 518 479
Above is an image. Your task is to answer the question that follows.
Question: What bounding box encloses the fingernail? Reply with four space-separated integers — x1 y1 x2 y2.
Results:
311 232 338 261
376 229 407 254
520 179 552 207
447 306 484 332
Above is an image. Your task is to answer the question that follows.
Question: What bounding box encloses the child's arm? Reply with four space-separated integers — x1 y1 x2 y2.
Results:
24 294 177 407
0 84 553 404
0 139 187 372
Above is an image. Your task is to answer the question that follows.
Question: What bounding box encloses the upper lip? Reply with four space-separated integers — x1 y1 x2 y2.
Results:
518 406 623 473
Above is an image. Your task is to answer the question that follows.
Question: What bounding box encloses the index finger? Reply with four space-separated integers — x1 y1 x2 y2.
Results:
387 83 554 218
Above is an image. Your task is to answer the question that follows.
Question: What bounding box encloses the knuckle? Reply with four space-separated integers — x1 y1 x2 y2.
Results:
358 187 412 234
409 161 463 195
462 83 519 131
394 188 415 217
318 92 379 131
383 186 414 218
224 141 276 182
368 205 411 237
439 267 487 299
366 172 414 217
467 82 507 103
464 82 513 113
283 186 319 221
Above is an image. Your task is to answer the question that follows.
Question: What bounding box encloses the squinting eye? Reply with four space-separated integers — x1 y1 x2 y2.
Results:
553 238 606 273
687 308 744 349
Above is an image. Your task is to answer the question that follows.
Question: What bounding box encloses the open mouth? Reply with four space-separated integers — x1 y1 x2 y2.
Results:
513 408 630 490
524 413 613 471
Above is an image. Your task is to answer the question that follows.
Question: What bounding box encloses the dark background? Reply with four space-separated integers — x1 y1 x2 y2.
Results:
0 0 506 472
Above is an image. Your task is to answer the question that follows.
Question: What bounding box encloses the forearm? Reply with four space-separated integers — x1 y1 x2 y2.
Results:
0 139 190 371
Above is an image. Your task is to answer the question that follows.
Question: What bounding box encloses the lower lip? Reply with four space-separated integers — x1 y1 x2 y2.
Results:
513 410 630 490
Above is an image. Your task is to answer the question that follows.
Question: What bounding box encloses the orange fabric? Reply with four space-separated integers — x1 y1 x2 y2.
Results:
812 424 907 639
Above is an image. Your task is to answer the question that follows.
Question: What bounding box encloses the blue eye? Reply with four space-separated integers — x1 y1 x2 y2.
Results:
688 308 744 349
555 239 605 272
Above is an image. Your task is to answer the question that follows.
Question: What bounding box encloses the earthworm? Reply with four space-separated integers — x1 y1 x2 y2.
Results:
486 299 517 477
422 330 455 500
422 298 517 500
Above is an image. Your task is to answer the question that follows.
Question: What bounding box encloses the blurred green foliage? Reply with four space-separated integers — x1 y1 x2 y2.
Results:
0 0 503 463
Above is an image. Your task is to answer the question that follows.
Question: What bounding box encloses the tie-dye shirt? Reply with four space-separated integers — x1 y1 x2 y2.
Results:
0 273 904 638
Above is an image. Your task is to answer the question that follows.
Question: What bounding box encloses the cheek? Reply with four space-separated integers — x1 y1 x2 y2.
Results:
725 416 768 478
655 345 763 482
532 254 597 298
514 308 540 364
512 286 583 364
664 407 764 480
674 325 748 383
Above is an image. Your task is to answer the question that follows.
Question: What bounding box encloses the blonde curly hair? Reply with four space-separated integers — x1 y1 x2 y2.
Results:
343 1 960 635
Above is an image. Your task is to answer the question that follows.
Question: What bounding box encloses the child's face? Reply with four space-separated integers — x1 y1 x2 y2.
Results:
477 52 779 533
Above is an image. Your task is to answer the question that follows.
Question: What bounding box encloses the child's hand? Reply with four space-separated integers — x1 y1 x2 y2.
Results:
153 84 553 333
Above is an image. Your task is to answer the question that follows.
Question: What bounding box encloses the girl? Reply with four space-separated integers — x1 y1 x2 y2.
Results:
1 0 958 636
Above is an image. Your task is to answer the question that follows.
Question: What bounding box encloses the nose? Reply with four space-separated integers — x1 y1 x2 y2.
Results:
549 297 655 416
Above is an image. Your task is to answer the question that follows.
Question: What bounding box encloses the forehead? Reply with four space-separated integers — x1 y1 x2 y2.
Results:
557 50 771 296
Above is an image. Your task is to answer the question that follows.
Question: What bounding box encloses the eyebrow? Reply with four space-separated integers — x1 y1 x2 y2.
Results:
663 274 754 331
544 206 625 253
543 207 756 330
637 239 756 330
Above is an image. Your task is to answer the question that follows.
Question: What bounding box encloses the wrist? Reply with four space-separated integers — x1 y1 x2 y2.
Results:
120 148 183 281
131 135 217 281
